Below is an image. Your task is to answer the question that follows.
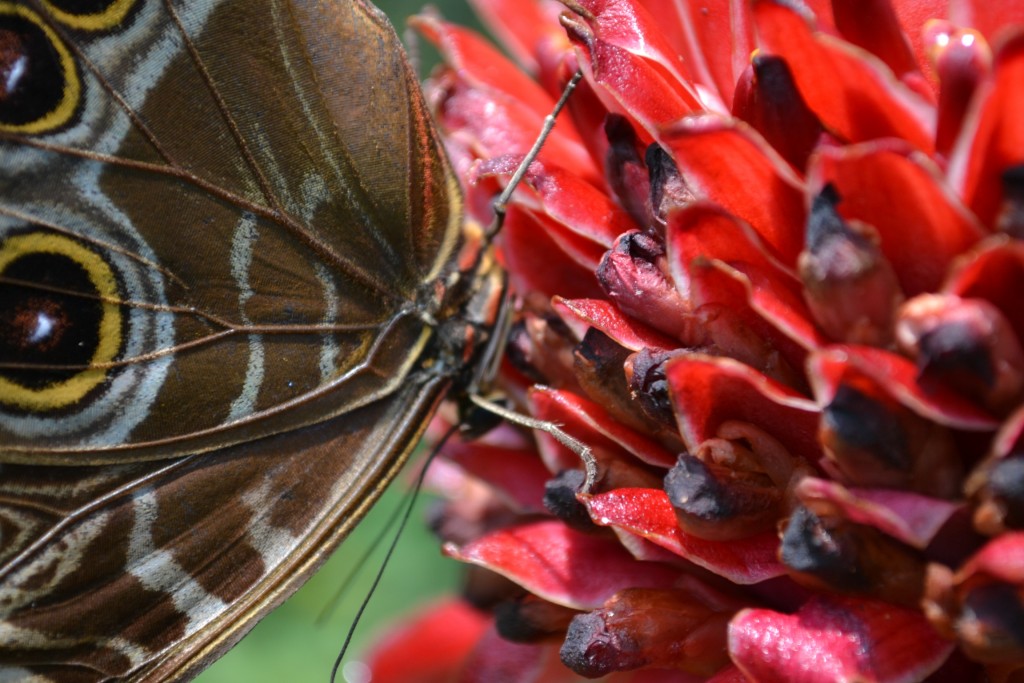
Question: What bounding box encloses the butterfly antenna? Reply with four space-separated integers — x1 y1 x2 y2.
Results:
314 495 406 627
328 422 460 683
485 69 583 240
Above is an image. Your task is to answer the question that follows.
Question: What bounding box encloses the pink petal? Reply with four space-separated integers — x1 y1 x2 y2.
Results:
445 520 680 609
752 0 935 152
441 437 554 512
660 115 808 266
961 532 1024 585
664 354 822 463
810 141 986 295
583 487 786 584
729 597 955 683
415 17 599 185
461 628 566 683
795 477 961 549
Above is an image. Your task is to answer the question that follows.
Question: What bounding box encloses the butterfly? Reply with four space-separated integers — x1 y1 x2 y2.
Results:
0 0 505 679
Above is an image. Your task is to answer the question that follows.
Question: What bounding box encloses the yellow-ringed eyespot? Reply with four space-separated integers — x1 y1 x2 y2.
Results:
0 2 79 134
0 230 122 411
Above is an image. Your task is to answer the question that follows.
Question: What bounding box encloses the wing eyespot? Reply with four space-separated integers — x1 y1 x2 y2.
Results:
0 2 80 135
0 228 123 411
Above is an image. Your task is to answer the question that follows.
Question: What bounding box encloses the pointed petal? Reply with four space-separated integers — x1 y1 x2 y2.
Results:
660 115 808 266
950 31 1024 228
445 520 681 609
809 141 986 295
729 597 954 683
752 0 935 151
808 345 1001 430
664 354 822 463
554 297 678 351
795 477 961 549
582 487 786 583
530 386 678 468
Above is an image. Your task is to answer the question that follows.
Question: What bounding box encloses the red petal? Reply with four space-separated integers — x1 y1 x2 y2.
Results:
752 0 935 152
660 115 808 266
530 386 678 468
832 0 921 87
809 140 986 295
415 17 600 185
706 666 754 683
664 354 822 463
415 16 553 115
666 203 824 361
729 597 954 683
890 0 949 86
364 600 490 683
951 31 1024 227
640 0 756 110
583 487 786 583
561 0 701 134
808 345 1001 429
445 520 680 609
944 236 1024 346
478 156 630 264
554 297 678 351
956 0 1024 46
466 0 566 75
501 205 604 299
795 477 961 549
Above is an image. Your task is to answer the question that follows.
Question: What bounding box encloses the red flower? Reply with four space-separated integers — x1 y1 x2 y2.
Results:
367 1 1024 680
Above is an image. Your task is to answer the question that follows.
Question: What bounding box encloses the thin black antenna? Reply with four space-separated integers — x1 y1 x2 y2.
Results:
314 498 407 627
329 422 459 683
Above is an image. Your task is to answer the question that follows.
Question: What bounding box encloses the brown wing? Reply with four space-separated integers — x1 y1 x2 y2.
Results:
0 0 473 680
0 0 463 462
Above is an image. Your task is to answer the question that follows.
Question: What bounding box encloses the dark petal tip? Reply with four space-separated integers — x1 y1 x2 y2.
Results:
560 611 639 678
544 469 597 531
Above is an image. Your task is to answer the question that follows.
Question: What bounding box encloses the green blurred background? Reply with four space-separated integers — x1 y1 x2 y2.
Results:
197 1 487 681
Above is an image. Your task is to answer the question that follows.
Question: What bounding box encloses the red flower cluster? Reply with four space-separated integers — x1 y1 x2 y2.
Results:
368 1 1024 681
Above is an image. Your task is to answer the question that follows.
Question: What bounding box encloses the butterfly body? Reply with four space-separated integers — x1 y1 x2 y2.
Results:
0 1 495 679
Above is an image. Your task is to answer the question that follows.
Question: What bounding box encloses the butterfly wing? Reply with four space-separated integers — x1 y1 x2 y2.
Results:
0 0 462 460
0 0 470 679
